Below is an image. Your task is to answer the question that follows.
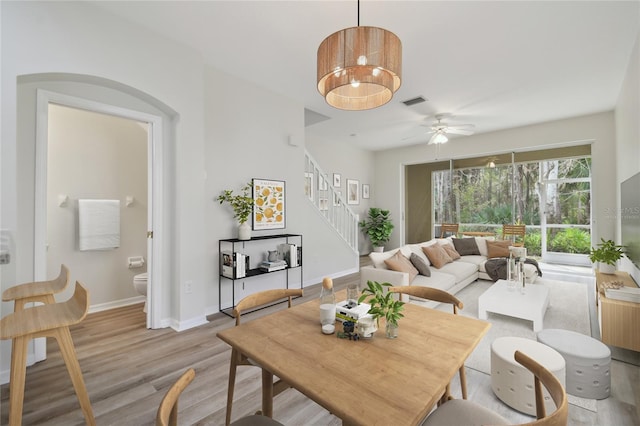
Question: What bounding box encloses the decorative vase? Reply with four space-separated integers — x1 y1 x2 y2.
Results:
373 246 384 253
238 222 251 240
599 263 616 274
385 322 399 339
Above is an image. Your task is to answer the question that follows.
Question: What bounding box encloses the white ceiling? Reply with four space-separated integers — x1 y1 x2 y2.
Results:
91 1 640 151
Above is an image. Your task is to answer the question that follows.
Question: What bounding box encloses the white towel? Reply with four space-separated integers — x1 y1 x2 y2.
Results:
78 199 120 251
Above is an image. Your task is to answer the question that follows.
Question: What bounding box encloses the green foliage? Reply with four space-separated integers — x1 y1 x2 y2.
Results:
359 208 394 247
548 228 591 254
358 281 405 327
524 230 542 256
217 182 253 224
589 238 625 266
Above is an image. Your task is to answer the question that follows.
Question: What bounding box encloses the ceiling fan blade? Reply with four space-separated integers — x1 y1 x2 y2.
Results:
446 128 475 136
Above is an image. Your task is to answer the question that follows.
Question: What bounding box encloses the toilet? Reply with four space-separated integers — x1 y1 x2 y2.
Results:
133 272 148 312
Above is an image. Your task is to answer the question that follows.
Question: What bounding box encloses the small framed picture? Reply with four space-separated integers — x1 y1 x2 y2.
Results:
347 179 360 205
333 173 341 187
319 198 329 211
362 184 370 199
304 173 314 201
318 175 328 191
333 191 342 207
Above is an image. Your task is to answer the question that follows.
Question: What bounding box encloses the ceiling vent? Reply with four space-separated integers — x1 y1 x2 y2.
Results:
402 96 427 107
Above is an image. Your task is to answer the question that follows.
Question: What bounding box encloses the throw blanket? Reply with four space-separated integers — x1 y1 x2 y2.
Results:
484 257 542 282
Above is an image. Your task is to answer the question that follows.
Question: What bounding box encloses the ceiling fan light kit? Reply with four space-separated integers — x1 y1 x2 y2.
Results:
317 1 402 111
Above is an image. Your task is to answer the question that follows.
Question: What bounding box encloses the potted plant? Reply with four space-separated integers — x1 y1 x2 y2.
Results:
217 182 254 240
359 208 394 252
589 238 625 274
358 280 405 338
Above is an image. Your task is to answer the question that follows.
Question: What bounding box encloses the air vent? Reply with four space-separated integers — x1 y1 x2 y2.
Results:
402 96 427 107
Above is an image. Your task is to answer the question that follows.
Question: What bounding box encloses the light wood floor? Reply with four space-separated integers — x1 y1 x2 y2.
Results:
1 259 639 425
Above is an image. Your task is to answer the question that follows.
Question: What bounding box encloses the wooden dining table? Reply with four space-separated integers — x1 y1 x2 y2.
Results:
217 290 491 426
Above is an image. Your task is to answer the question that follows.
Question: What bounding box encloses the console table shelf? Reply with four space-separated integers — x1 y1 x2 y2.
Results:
219 234 302 318
596 270 640 352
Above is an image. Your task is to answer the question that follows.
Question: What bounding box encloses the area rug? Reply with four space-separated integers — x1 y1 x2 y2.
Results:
433 278 597 412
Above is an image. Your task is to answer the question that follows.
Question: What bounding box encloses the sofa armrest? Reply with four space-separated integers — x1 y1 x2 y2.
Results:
360 266 410 288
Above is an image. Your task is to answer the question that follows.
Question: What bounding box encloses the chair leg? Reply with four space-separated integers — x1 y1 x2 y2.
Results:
54 327 96 426
459 366 468 399
226 349 240 426
261 369 274 418
8 335 28 426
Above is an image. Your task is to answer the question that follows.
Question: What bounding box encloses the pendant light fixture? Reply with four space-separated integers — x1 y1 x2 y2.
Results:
317 0 402 111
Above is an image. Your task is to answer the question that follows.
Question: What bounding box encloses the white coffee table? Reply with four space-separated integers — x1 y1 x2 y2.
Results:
478 279 550 331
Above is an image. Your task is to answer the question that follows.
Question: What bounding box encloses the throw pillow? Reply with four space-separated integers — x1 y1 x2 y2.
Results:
369 248 399 269
409 253 431 276
441 243 461 260
422 244 453 269
486 240 511 258
384 251 419 282
452 238 481 256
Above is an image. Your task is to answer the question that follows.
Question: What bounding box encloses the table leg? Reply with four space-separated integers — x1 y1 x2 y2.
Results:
261 369 274 418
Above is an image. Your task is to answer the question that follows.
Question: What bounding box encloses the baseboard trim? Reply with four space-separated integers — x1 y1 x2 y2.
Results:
88 295 146 314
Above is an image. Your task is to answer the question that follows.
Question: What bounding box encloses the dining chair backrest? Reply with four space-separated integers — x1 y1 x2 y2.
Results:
389 286 463 314
156 368 196 426
514 350 568 425
440 223 459 238
503 224 526 247
2 264 70 310
233 288 304 326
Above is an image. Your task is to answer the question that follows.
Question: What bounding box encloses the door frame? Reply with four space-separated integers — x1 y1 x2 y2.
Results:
34 89 165 359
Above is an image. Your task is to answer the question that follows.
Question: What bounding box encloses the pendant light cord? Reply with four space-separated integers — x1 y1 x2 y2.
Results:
357 0 360 27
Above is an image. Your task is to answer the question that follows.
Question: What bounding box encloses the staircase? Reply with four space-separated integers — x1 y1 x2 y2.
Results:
304 151 359 253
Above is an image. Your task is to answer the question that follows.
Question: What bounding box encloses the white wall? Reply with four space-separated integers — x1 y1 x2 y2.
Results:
373 112 617 251
615 31 640 283
47 104 148 308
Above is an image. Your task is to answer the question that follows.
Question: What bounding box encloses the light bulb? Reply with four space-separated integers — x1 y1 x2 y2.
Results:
357 55 367 65
350 78 360 88
433 133 448 144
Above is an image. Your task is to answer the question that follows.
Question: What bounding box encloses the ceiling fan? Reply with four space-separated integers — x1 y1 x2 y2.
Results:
424 114 475 145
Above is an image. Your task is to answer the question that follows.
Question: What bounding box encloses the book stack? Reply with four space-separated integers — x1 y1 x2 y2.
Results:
258 260 287 272
277 243 300 267
221 252 248 279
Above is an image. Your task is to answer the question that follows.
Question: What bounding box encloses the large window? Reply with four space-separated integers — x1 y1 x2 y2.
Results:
432 155 591 262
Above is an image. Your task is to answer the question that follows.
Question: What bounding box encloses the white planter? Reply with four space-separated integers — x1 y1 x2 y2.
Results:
599 263 616 274
372 246 384 253
238 222 251 240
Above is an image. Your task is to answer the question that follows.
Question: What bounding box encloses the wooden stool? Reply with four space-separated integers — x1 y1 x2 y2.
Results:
2 264 69 311
0 281 95 426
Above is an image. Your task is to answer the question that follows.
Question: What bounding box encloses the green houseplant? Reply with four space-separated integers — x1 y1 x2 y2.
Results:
358 280 405 338
217 182 254 240
359 208 394 252
589 238 625 274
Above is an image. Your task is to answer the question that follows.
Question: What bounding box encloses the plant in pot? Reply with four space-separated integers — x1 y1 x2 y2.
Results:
359 208 394 252
358 280 405 338
588 238 625 274
217 182 254 240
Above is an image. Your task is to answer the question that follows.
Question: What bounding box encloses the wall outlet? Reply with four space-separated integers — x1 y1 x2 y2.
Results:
185 280 193 294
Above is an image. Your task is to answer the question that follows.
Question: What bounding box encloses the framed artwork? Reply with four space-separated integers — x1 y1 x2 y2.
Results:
319 198 329 211
252 178 285 230
362 184 370 199
333 190 342 207
347 179 360 205
318 175 328 191
304 173 313 201
333 173 341 187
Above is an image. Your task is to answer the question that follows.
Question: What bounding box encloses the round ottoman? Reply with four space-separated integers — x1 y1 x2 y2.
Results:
537 328 611 399
491 336 566 415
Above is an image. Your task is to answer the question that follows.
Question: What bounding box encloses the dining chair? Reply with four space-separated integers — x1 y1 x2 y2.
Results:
156 368 196 426
2 264 69 311
388 285 467 400
440 223 459 238
0 281 95 426
502 224 526 247
422 350 568 426
226 288 304 426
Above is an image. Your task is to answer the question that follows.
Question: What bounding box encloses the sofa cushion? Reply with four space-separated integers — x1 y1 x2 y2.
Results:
441 243 461 260
407 244 431 266
486 240 511 258
384 251 418 282
411 271 457 293
422 245 453 269
475 236 495 257
452 238 480 256
438 259 480 282
369 248 400 269
409 253 431 277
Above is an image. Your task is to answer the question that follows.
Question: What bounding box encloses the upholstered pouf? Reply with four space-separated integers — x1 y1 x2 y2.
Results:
491 336 566 415
537 328 611 399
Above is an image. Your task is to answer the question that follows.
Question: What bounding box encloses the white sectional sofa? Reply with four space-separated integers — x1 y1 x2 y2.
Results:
360 237 538 306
